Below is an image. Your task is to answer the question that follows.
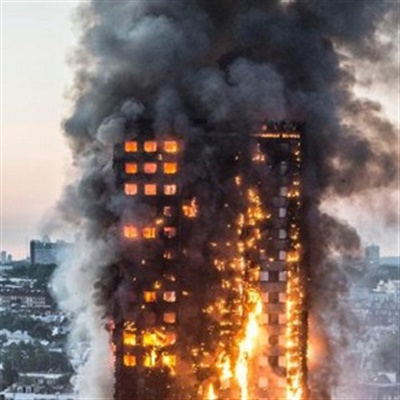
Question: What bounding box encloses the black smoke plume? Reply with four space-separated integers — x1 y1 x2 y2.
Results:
51 1 398 398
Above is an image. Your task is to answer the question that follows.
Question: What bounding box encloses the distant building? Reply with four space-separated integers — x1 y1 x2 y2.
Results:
1 251 7 264
366 245 380 268
29 240 70 266
0 287 52 312
1 388 74 400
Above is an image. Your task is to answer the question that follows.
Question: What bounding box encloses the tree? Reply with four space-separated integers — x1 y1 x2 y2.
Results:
2 360 18 389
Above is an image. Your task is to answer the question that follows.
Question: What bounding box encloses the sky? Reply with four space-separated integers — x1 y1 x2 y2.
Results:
1 1 76 259
1 1 399 260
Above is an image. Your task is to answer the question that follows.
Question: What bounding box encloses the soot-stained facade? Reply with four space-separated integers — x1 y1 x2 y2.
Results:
112 121 307 400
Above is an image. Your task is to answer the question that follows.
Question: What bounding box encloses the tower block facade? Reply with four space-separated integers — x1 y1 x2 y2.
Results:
113 131 185 400
251 127 307 400
111 122 308 400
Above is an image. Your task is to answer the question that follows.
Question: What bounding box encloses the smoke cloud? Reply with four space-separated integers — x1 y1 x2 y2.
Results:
52 0 398 398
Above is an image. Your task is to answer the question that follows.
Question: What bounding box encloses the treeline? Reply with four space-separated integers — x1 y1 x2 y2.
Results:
2 341 72 373
4 264 56 289
0 313 54 341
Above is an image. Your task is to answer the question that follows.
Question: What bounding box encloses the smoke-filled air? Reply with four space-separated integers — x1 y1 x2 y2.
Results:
50 1 398 400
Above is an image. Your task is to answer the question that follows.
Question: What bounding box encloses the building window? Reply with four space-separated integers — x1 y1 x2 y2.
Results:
269 292 279 304
279 208 287 218
163 206 174 217
165 331 177 345
123 331 136 346
163 291 176 302
143 291 157 303
279 161 288 176
279 186 288 197
278 356 286 368
279 271 287 282
124 141 138 153
279 229 287 239
164 227 177 239
279 292 286 303
144 163 157 174
164 185 177 195
268 313 279 324
259 271 269 282
144 184 157 196
163 312 176 324
182 198 198 218
143 353 157 368
163 162 178 174
123 354 136 367
164 141 178 153
259 356 268 367
279 250 286 261
124 226 138 239
269 335 279 346
143 312 157 325
144 141 157 152
261 293 269 303
143 331 161 346
143 227 157 239
124 183 138 196
125 163 138 174
258 377 268 388
162 354 176 368
279 313 287 324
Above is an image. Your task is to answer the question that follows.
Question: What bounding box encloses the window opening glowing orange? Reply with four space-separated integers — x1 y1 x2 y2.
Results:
165 331 177 345
144 163 157 174
144 184 157 196
123 331 136 346
124 226 138 239
143 227 157 239
125 163 138 174
124 183 138 196
163 162 178 174
163 291 176 302
162 354 176 368
144 141 157 152
143 353 157 367
164 185 177 195
124 141 138 153
123 354 136 367
163 313 176 324
164 141 178 153
144 291 157 302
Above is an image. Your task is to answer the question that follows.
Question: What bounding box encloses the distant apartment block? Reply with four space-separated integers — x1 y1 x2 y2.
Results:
365 245 380 268
0 287 52 312
29 240 70 266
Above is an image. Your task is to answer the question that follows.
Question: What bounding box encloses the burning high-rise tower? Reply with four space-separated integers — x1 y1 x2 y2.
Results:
111 120 307 400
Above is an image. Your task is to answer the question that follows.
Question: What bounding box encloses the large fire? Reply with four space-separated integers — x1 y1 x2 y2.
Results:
115 132 307 400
